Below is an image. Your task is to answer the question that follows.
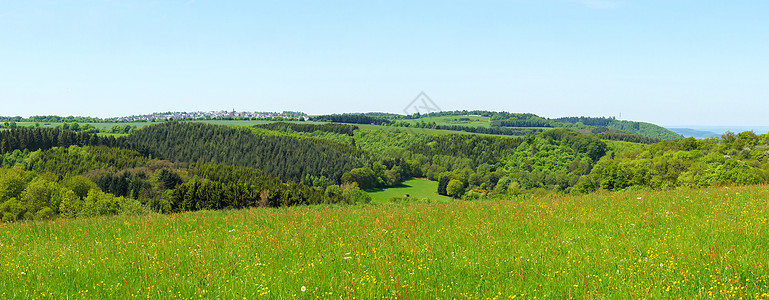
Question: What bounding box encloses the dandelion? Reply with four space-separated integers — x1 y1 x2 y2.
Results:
301 286 306 292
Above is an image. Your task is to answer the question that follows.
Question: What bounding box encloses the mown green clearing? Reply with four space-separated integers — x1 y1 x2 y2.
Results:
194 120 326 127
402 115 493 128
365 178 452 203
356 123 516 137
2 185 768 298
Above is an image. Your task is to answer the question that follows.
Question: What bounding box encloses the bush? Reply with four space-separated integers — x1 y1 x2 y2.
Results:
120 198 150 216
35 207 55 220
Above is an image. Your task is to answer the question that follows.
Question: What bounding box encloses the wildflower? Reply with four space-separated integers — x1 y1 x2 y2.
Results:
301 286 306 292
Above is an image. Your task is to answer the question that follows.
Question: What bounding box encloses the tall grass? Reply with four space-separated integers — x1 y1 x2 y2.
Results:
1 185 768 298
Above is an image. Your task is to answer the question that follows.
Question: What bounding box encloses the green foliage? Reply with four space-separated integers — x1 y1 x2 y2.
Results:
575 131 769 192
109 124 136 134
125 122 361 182
158 169 182 190
446 179 464 198
0 168 130 220
28 145 149 176
345 188 372 204
0 168 33 202
554 116 683 140
61 176 100 199
0 127 123 155
254 122 358 136
342 167 377 189
5 116 769 222
56 122 99 134
1 149 32 168
165 163 369 211
597 130 662 144
78 190 125 217
119 198 151 216
408 134 524 166
57 189 81 218
311 114 391 125
437 175 450 196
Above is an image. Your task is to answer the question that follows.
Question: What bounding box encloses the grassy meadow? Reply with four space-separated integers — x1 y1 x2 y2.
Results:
401 116 493 128
2 185 769 298
365 178 453 203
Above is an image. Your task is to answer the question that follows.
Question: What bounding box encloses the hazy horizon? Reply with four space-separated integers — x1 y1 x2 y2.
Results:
6 109 769 131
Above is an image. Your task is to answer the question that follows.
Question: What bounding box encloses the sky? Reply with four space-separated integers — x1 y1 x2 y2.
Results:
0 0 767 126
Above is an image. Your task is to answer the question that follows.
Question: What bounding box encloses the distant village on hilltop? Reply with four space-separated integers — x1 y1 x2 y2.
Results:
109 110 308 122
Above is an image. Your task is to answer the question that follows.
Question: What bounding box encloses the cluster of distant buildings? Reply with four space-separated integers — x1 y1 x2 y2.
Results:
109 110 308 122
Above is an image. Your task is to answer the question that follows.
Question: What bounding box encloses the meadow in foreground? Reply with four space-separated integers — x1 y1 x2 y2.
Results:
1 185 768 299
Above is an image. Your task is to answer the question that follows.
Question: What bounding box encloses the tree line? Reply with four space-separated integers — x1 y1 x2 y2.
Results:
0 128 126 155
311 114 392 125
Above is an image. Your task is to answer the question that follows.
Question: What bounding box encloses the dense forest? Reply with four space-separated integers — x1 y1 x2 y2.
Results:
0 127 125 154
553 116 683 140
574 132 769 192
322 111 682 140
311 114 392 125
391 121 545 136
253 122 358 136
1 114 768 223
124 122 360 182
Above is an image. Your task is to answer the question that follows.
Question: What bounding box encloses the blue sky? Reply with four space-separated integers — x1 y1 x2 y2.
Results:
1 0 767 126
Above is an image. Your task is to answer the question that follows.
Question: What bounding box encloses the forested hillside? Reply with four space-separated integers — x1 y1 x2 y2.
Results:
124 122 361 182
318 111 682 141
0 127 125 154
575 132 769 192
1 115 768 223
554 116 683 140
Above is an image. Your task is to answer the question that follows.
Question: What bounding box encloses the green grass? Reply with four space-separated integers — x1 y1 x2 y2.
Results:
402 115 493 128
2 185 769 298
193 120 327 127
356 124 519 137
365 178 452 203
